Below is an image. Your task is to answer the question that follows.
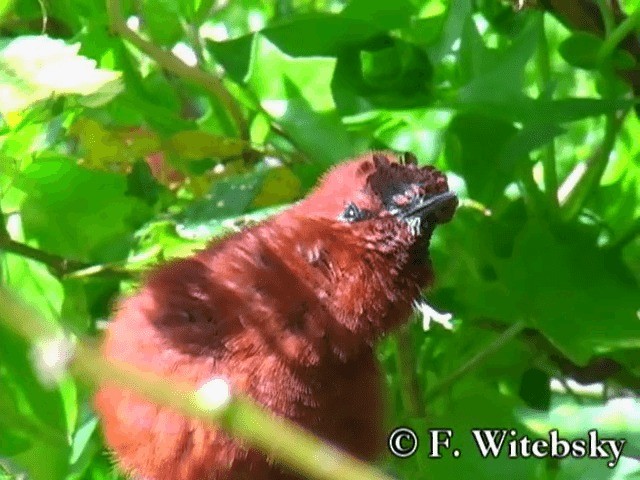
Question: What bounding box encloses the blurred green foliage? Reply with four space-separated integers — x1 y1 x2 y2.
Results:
0 0 639 479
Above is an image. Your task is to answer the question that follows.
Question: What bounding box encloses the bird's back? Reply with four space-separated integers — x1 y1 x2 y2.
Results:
94 221 386 480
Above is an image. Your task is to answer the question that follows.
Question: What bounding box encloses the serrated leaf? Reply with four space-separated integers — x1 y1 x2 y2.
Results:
0 36 122 117
446 113 518 204
457 15 539 102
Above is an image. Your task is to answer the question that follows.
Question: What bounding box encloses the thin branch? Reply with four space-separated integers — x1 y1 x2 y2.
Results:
559 110 626 220
185 21 206 66
535 12 559 209
0 237 133 280
424 321 526 401
598 6 640 64
528 0 640 100
0 237 84 276
394 325 423 417
517 160 546 217
594 0 616 35
105 0 248 139
0 287 394 480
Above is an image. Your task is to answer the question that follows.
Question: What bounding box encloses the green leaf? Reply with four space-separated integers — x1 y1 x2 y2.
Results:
69 118 162 169
559 32 604 70
416 384 540 478
445 113 518 205
518 368 551 411
448 96 633 125
258 13 383 57
126 160 162 206
497 220 640 364
181 166 299 229
0 36 122 118
59 279 91 333
207 12 390 81
0 426 31 456
142 0 184 47
68 415 100 477
245 35 357 170
457 15 539 102
520 397 640 476
13 157 153 262
1 252 63 324
0 0 15 21
0 323 70 479
167 130 248 159
427 0 473 62
341 0 414 31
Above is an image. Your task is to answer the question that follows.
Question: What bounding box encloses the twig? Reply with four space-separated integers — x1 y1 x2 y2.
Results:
186 21 206 66
424 321 526 401
598 6 640 64
0 237 133 279
535 12 559 209
559 110 626 220
105 0 248 139
394 325 423 417
594 0 616 35
0 287 394 480
0 237 84 276
517 160 546 217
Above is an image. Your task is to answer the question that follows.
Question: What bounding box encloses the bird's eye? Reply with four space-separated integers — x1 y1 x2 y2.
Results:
339 202 367 222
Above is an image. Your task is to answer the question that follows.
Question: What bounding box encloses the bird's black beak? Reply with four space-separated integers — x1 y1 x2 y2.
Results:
402 191 458 223
398 191 458 234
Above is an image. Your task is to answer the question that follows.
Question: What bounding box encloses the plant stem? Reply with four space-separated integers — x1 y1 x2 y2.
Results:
0 237 80 276
394 325 423 417
424 321 526 401
598 6 640 64
594 0 615 36
559 110 626 221
193 0 216 26
0 236 133 279
0 287 394 480
536 13 559 209
105 0 248 139
517 160 546 217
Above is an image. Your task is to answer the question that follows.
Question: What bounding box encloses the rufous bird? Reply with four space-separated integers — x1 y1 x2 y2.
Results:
94 151 458 479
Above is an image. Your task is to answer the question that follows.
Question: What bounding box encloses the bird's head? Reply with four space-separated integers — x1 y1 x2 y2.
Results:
293 151 458 250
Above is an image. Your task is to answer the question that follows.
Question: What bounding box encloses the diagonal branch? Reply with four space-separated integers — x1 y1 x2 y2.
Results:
105 0 248 139
517 0 640 102
424 321 527 401
0 236 133 279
